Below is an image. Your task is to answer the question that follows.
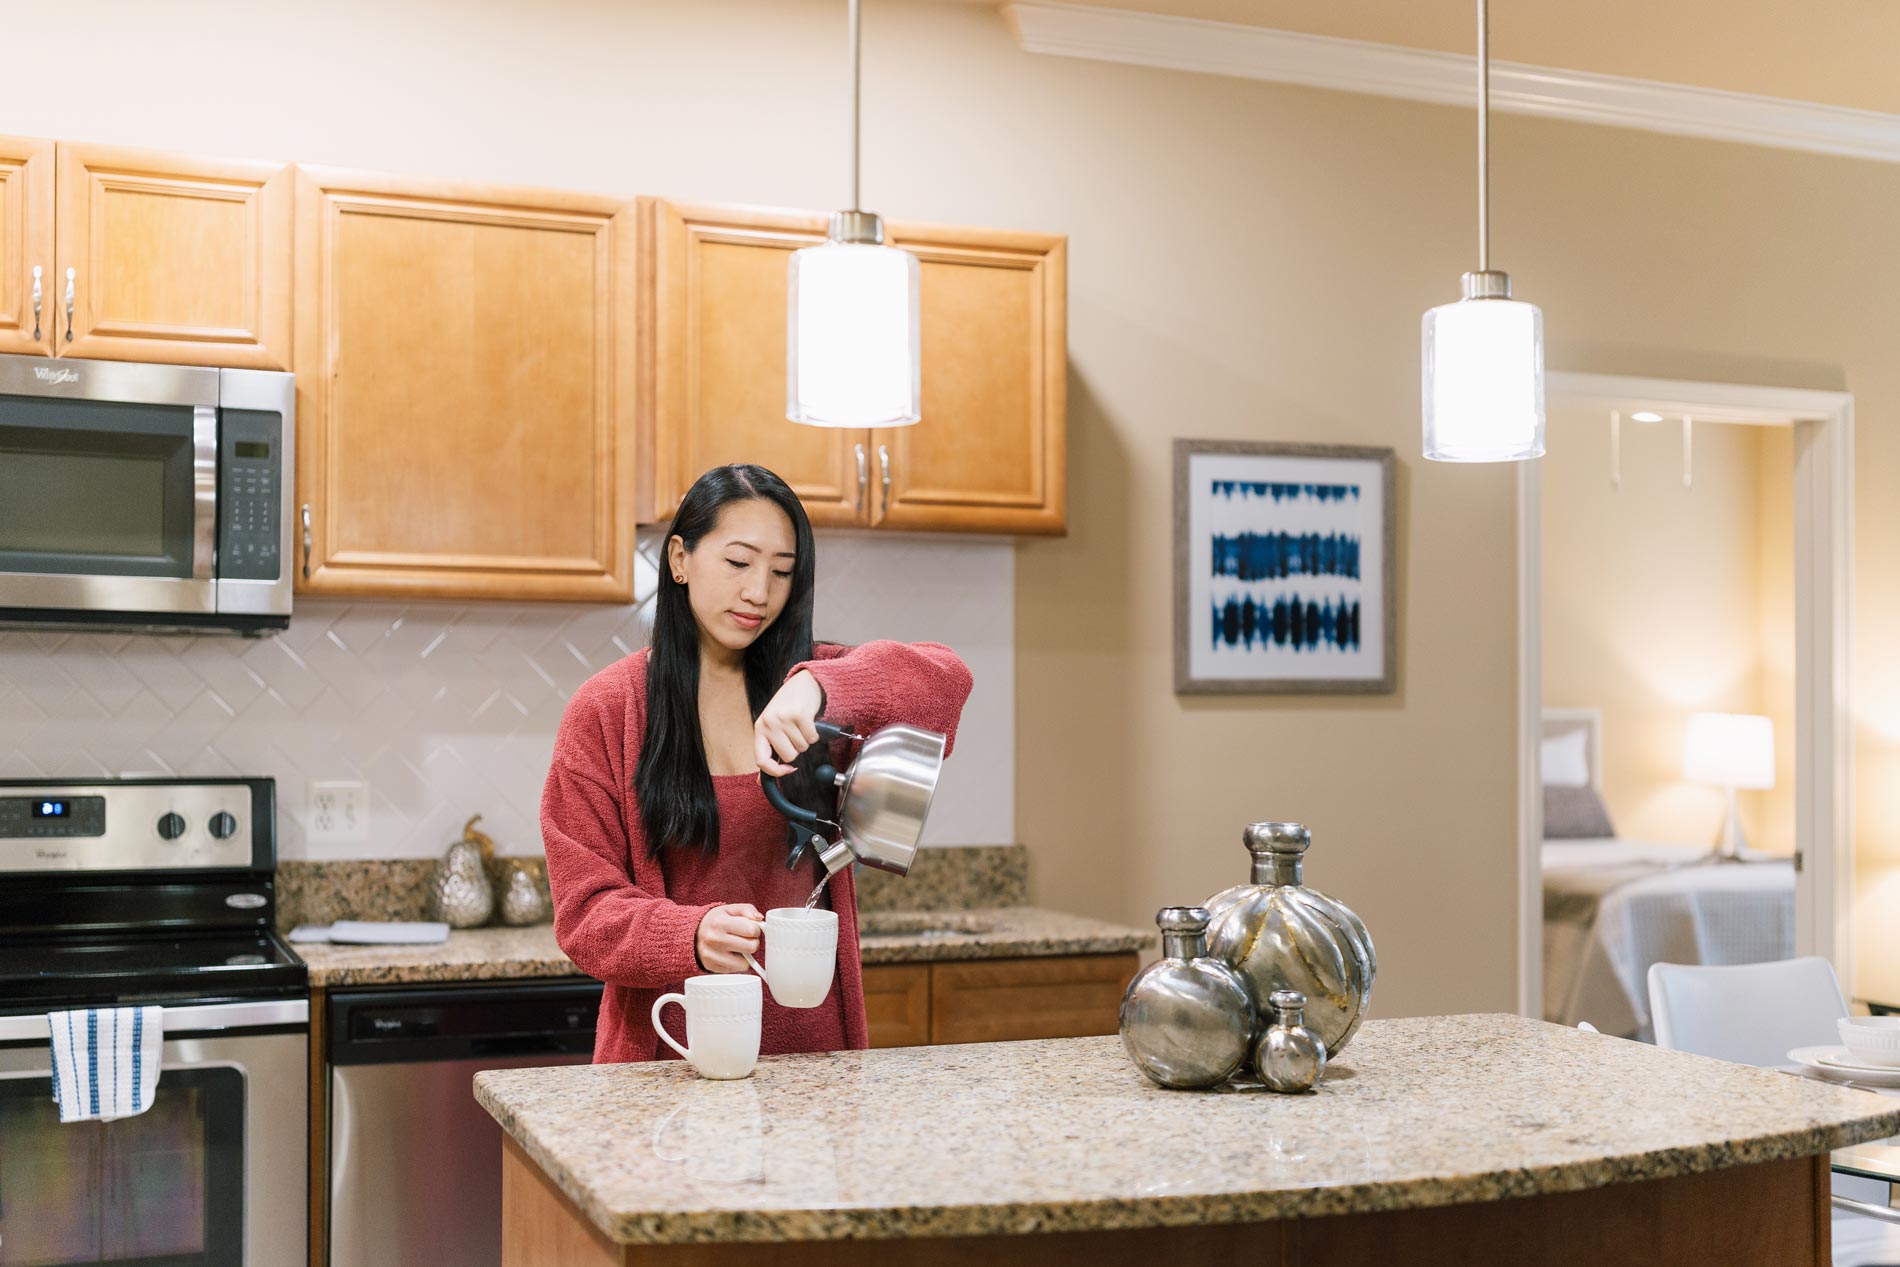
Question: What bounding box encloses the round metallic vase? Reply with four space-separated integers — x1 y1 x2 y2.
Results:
1119 906 1256 1090
1255 989 1327 1093
1205 822 1376 1058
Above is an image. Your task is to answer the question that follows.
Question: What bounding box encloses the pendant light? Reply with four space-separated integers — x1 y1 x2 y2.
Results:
787 0 921 428
1421 0 1544 462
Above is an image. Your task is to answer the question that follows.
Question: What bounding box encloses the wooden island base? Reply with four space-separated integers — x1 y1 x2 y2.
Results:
502 1136 1831 1267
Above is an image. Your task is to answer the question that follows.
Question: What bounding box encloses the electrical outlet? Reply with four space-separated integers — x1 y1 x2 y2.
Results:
309 780 370 845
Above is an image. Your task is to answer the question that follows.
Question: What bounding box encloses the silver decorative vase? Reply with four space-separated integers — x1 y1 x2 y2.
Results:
1119 906 1255 1089
1255 989 1327 1093
428 815 495 928
493 860 552 926
1205 822 1375 1058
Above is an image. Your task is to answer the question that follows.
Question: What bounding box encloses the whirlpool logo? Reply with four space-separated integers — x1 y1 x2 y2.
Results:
33 366 78 385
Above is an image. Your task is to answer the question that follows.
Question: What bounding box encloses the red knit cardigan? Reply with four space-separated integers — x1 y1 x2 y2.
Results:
541 640 972 1064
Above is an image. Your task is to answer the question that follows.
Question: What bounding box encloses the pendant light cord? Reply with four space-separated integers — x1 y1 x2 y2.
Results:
1477 0 1489 273
849 0 862 212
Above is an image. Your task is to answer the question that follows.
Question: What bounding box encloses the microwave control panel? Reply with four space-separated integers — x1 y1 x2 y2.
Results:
219 409 283 581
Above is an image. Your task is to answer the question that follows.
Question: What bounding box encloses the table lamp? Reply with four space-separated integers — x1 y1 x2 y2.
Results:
1682 712 1775 862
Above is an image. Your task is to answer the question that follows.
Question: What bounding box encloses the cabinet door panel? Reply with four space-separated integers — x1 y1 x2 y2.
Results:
861 964 931 1048
57 144 290 369
295 167 636 600
650 202 864 527
930 954 1137 1045
0 136 54 356
873 226 1066 535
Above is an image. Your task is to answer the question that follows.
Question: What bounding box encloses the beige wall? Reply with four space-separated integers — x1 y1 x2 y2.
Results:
1540 411 1795 852
5 0 1900 1007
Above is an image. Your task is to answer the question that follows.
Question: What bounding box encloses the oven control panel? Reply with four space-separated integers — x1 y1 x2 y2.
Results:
0 779 266 873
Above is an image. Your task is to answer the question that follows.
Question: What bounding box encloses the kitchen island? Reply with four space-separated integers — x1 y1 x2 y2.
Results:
473 1013 1900 1266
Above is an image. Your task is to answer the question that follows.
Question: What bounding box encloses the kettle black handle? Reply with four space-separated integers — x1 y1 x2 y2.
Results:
758 719 856 827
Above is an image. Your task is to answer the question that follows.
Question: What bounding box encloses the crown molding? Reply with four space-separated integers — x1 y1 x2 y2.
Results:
1001 2 1900 165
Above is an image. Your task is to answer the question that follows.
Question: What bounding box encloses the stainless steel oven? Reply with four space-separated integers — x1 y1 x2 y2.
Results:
0 776 308 1267
0 356 294 634
0 1001 307 1267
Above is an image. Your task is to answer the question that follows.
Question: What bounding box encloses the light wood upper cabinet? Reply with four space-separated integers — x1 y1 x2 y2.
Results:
650 202 864 528
649 201 1067 535
56 143 291 369
295 166 638 601
870 225 1066 535
0 137 55 357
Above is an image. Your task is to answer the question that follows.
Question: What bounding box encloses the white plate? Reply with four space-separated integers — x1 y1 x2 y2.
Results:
1788 1045 1900 1086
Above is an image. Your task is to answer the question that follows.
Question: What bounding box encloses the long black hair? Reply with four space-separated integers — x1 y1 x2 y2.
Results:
635 464 829 858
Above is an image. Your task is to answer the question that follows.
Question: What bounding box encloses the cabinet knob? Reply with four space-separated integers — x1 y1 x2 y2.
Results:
62 267 74 343
30 265 41 341
301 504 313 580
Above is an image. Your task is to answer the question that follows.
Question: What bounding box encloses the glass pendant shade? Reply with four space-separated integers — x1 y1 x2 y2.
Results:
1421 291 1545 462
787 239 921 427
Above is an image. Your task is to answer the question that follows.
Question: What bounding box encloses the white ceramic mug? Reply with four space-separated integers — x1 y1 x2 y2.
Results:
651 974 761 1079
742 908 839 1008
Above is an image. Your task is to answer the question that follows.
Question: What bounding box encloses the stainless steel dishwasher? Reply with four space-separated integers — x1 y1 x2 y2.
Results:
325 980 602 1267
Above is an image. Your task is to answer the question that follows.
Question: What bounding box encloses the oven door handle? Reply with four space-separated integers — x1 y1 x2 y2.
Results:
0 998 307 1043
193 403 218 581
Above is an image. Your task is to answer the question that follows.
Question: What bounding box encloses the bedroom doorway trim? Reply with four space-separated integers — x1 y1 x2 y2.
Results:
1517 372 1855 1018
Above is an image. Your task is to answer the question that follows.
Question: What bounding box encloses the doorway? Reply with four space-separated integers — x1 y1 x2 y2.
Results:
1516 372 1854 1023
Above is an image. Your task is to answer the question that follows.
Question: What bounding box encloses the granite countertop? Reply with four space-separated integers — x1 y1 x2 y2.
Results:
294 907 1151 987
473 1013 1900 1245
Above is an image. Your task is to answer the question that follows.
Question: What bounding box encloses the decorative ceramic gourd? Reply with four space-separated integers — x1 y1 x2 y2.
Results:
1204 822 1376 1058
428 814 495 928
492 858 552 926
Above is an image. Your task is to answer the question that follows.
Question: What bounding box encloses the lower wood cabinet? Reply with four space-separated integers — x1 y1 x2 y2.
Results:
862 954 1138 1049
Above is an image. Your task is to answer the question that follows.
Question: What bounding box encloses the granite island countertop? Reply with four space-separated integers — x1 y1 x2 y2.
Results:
294 907 1150 986
473 1013 1900 1246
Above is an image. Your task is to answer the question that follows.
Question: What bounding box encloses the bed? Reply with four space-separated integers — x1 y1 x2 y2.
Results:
1540 709 1796 1040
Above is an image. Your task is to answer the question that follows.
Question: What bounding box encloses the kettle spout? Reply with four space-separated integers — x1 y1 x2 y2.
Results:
816 835 856 878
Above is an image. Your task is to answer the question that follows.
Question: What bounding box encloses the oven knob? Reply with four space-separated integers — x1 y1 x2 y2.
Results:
157 812 187 840
209 811 238 839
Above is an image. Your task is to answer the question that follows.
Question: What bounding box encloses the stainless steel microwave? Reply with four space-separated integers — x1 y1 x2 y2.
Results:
0 355 294 634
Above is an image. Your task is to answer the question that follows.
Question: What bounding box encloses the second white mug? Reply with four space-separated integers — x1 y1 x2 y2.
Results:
651 974 761 1079
742 908 839 1008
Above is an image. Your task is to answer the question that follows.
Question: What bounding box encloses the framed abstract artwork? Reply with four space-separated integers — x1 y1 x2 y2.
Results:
1173 439 1397 695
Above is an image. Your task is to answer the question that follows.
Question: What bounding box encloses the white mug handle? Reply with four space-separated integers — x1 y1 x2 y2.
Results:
651 993 691 1062
742 951 768 989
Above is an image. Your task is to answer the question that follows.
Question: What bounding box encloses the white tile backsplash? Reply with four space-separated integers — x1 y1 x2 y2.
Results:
0 530 1014 859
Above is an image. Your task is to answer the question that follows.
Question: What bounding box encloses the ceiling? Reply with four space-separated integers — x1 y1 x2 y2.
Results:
988 1 1900 117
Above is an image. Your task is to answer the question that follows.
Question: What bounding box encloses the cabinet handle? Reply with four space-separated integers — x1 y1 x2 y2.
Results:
30 265 41 341
300 504 313 580
854 443 868 510
878 444 891 508
62 267 74 343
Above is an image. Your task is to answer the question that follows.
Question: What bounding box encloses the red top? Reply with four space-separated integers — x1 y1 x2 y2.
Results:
541 640 973 1064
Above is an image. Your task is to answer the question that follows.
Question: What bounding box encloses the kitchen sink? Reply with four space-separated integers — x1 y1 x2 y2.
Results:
857 912 995 939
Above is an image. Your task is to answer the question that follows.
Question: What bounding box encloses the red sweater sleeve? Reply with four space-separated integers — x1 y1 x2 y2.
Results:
542 664 719 989
793 641 974 757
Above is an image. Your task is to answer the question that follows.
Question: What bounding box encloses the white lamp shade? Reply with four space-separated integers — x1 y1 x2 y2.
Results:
1421 297 1546 462
787 241 921 427
1682 712 1775 790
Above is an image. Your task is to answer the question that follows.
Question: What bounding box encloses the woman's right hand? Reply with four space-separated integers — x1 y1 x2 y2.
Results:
696 903 764 973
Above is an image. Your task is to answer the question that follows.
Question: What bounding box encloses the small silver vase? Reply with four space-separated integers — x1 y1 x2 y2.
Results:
1255 989 1327 1093
1119 907 1255 1090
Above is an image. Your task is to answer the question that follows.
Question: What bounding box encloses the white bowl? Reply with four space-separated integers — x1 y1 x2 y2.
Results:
1837 1016 1900 1067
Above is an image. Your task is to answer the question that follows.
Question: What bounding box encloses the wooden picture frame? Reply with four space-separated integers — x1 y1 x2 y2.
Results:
1173 439 1397 695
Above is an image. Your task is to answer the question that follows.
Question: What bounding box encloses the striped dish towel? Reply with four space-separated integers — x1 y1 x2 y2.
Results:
46 1006 163 1123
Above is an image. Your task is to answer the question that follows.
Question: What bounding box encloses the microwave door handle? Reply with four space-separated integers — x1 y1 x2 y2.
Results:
192 405 217 580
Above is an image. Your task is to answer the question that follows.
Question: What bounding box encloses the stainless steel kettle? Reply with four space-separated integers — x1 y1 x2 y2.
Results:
761 719 946 878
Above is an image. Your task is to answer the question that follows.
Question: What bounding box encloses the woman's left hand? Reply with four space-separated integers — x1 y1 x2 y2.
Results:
755 670 825 777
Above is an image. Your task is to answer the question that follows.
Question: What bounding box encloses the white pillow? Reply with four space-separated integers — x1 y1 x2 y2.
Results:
1541 729 1591 788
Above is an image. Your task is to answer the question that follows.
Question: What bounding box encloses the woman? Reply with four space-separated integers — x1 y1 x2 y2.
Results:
542 464 973 1063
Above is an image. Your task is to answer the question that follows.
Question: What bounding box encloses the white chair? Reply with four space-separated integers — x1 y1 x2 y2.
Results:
1646 957 1900 1261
